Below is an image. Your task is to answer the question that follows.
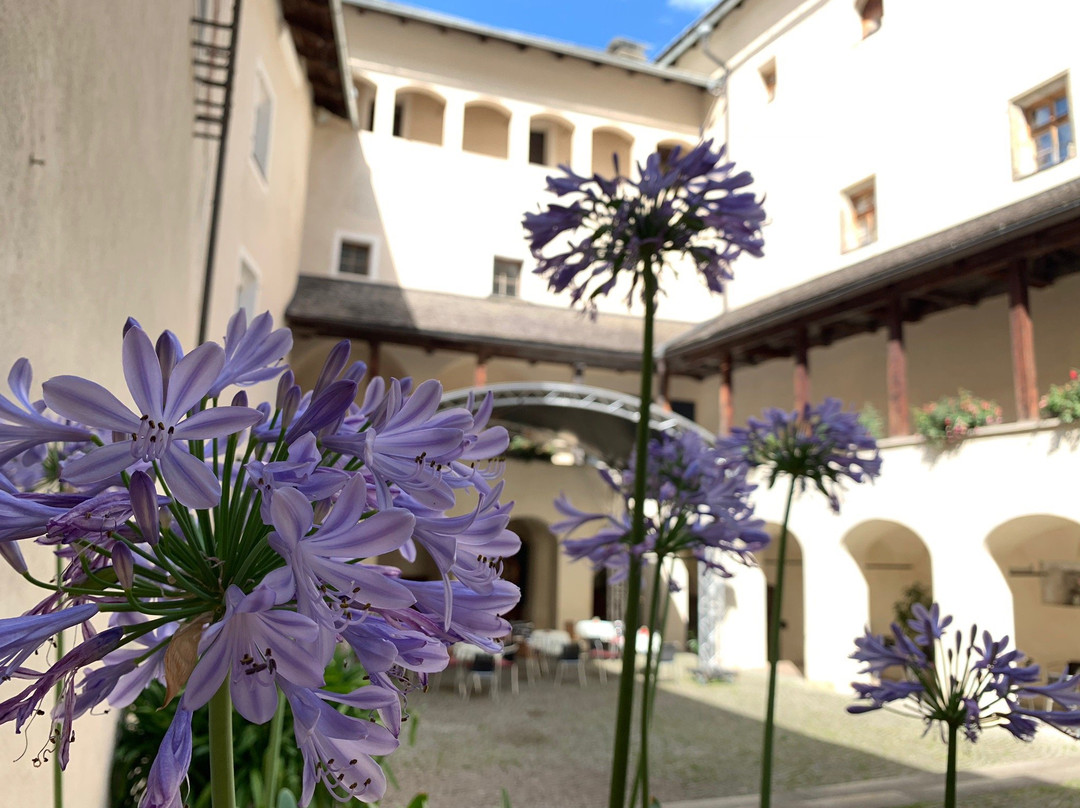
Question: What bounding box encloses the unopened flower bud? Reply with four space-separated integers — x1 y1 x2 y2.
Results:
113 543 134 590
130 470 160 546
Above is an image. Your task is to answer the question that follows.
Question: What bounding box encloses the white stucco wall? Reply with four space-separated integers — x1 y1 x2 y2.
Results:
677 0 1080 309
710 422 1080 689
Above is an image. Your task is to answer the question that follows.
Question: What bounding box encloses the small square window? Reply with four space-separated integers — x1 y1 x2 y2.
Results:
252 70 273 179
1012 79 1074 178
492 258 521 297
842 180 876 253
339 241 372 277
759 59 777 102
857 0 883 38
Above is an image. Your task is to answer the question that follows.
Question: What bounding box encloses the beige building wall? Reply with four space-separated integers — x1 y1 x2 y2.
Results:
0 2 215 805
204 0 317 343
298 6 730 323
0 1 330 804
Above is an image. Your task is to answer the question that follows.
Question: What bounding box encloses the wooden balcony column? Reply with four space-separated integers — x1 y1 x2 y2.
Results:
1008 260 1039 421
657 357 672 411
886 298 910 436
473 353 489 388
794 327 810 413
367 340 381 381
718 352 734 435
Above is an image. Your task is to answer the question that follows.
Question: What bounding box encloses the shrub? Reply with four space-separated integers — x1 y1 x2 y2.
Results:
1040 369 1080 423
858 402 886 440
912 389 1002 445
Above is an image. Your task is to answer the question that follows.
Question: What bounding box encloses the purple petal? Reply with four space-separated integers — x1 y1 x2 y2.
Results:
270 487 314 544
159 448 221 509
122 327 163 419
231 676 279 724
61 441 138 486
162 342 225 424
171 406 262 441
42 376 138 433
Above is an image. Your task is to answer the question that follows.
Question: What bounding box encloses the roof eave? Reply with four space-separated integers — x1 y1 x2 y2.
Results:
344 0 711 88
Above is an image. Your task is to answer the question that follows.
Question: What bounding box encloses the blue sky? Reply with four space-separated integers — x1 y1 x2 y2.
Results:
393 0 716 58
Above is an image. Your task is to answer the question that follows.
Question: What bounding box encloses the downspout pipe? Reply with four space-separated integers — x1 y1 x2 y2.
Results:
198 0 242 345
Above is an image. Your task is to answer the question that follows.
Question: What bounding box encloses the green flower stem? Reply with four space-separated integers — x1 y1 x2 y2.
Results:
945 722 958 808
759 476 796 808
53 555 64 808
209 681 237 808
636 556 666 808
262 689 287 808
609 263 658 808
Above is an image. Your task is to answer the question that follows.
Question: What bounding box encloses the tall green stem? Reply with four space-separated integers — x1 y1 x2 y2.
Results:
209 682 237 808
759 477 796 808
635 557 665 808
609 265 658 808
53 556 64 808
945 722 958 808
262 690 287 808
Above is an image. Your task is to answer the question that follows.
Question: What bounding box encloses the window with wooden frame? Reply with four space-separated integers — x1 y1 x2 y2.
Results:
338 240 372 277
842 179 877 253
857 0 883 38
1011 79 1074 178
492 258 521 297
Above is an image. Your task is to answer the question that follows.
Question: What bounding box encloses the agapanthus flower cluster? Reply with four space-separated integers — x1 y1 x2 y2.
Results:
718 398 882 512
0 310 519 807
554 430 768 580
849 603 1080 742
523 139 765 312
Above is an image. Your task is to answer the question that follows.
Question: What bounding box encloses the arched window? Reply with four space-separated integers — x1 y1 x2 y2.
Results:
463 101 511 159
393 88 446 145
656 139 695 169
528 114 574 167
592 127 634 178
353 76 377 132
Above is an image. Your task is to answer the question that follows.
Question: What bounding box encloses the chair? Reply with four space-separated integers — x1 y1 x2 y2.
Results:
461 652 500 700
657 642 678 680
499 642 521 694
555 642 586 686
587 637 619 684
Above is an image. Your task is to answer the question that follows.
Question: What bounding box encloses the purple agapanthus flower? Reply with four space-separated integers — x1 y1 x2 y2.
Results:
208 309 293 397
0 604 97 681
0 358 92 466
848 603 1080 744
282 680 399 806
554 429 767 580
0 311 521 803
182 585 327 723
42 326 262 508
524 139 765 312
719 397 881 512
266 482 416 634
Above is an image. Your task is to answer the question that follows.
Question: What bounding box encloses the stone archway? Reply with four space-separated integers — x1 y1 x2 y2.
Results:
757 525 805 672
507 516 559 629
844 520 932 637
986 515 1080 672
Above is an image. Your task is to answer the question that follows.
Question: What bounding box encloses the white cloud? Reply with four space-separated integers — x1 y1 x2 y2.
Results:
667 0 716 11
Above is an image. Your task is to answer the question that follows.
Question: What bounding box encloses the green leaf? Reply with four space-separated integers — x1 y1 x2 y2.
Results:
277 788 300 808
501 788 513 808
405 793 429 808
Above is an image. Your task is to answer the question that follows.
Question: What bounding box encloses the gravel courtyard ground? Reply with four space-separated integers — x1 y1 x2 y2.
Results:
381 660 1080 808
